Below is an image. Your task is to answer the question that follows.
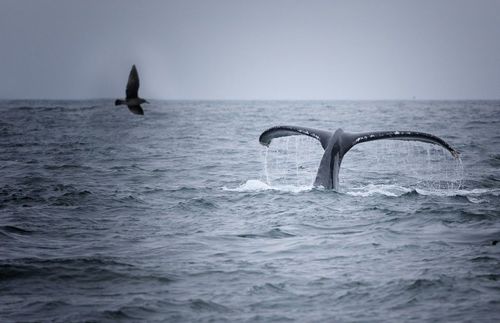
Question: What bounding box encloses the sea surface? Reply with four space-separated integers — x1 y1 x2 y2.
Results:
0 100 499 322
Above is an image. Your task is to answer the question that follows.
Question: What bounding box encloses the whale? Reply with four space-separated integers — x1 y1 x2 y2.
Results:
259 126 460 190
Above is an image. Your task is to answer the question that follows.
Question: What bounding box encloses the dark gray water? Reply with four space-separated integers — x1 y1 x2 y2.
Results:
1 100 499 322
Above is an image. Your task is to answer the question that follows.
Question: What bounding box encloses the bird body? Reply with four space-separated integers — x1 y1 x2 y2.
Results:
115 65 149 115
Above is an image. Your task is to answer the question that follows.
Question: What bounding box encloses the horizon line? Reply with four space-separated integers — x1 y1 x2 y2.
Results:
1 97 500 102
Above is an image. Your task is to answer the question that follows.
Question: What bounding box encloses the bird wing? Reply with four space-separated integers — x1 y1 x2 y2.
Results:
126 65 140 99
127 105 144 115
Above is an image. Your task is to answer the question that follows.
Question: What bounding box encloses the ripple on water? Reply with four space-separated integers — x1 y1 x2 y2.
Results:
236 228 296 239
173 198 219 212
0 257 175 308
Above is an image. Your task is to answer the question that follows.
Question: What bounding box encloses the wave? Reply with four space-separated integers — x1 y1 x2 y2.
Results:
236 228 296 239
174 197 219 211
0 190 93 208
189 299 231 312
43 164 92 171
0 257 174 284
404 277 452 291
0 225 34 241
0 182 94 208
0 225 33 235
248 282 288 295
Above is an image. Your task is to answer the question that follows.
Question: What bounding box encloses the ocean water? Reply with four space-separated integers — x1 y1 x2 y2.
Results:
0 100 499 322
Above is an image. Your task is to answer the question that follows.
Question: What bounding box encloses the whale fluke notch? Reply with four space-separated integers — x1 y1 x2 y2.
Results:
259 125 460 189
259 126 333 149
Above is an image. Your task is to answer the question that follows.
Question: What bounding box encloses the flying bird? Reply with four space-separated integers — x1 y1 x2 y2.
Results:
115 65 149 115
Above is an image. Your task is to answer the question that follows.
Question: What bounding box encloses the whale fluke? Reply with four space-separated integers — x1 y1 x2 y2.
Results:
259 126 459 190
115 65 149 115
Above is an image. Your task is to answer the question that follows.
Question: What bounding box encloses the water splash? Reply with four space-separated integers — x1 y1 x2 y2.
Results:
223 180 312 193
345 184 412 197
263 136 323 187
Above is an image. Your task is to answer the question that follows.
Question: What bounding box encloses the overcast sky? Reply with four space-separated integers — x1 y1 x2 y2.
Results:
1 0 499 100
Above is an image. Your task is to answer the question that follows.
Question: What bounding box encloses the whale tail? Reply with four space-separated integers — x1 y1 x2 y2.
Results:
259 125 459 189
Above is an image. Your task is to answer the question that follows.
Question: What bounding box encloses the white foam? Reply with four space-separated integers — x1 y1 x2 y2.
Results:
345 184 412 197
344 183 500 198
223 180 312 193
224 181 500 200
416 187 500 197
466 196 488 204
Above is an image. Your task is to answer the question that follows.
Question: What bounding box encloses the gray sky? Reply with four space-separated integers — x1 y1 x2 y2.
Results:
1 0 499 100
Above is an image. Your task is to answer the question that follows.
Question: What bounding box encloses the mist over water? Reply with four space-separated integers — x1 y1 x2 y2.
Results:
1 100 499 322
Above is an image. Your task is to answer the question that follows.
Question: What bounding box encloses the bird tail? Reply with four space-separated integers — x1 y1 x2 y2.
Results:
115 99 125 106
